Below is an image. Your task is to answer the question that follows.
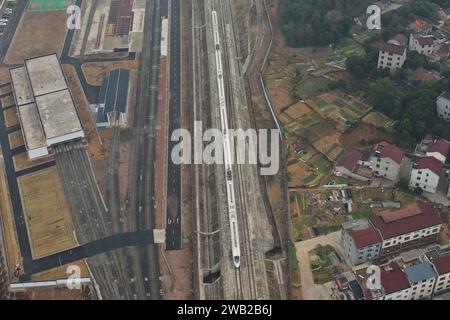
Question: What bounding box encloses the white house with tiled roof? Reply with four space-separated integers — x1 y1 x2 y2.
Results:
409 156 443 194
409 33 436 56
369 141 405 182
430 254 450 294
437 91 450 122
377 42 407 71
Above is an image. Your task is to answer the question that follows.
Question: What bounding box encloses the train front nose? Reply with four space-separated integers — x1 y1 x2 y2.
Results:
234 256 240 268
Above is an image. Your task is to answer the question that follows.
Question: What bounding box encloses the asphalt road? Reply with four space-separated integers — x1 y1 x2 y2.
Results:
165 0 182 251
0 99 33 266
23 230 155 276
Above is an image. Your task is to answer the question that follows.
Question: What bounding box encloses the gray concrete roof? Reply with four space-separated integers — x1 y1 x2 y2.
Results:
35 89 82 139
10 67 34 106
25 54 67 97
17 103 46 150
404 262 437 284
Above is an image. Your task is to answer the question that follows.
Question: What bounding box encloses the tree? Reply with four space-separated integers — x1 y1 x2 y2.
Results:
369 77 401 117
396 178 410 191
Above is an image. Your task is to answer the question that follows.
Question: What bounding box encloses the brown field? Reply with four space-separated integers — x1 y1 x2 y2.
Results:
285 102 310 119
13 152 53 171
278 112 293 125
32 261 90 282
339 123 395 150
18 167 76 259
62 64 107 160
4 107 19 127
0 164 22 274
82 60 139 86
8 130 24 149
288 161 314 187
5 11 68 64
1 94 14 107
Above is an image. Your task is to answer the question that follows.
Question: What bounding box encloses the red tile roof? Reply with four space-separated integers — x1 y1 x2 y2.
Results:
379 42 406 56
415 156 444 176
391 34 408 47
432 255 450 275
380 203 422 223
372 141 405 164
431 138 450 157
350 227 382 249
371 203 442 239
336 149 362 171
412 68 439 81
380 262 411 295
413 34 434 46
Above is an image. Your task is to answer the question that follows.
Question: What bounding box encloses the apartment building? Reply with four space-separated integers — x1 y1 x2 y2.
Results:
409 33 436 56
341 220 382 265
409 157 443 194
370 141 405 182
437 91 450 122
377 43 407 71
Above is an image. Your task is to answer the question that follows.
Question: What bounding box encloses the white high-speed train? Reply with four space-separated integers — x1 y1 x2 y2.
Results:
212 10 241 268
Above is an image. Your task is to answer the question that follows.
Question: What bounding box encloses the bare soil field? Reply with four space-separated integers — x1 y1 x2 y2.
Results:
3 107 19 128
8 130 24 149
13 152 53 171
0 163 22 274
284 101 310 120
1 95 15 107
32 261 90 282
18 167 77 259
339 123 396 150
5 11 68 64
82 60 139 86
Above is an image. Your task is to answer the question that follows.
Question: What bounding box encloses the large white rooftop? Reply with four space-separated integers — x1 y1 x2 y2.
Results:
35 89 83 140
25 54 68 97
9 67 34 106
10 54 85 160
17 103 46 150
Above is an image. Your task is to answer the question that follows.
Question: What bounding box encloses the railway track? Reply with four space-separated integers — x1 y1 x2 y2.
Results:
213 0 259 299
124 0 162 300
55 143 131 299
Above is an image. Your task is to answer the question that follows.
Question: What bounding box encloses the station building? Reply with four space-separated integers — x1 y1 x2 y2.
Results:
9 54 85 160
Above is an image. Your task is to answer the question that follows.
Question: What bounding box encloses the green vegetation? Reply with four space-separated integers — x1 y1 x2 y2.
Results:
311 245 340 284
352 207 373 220
29 0 74 11
279 0 373 47
290 246 300 273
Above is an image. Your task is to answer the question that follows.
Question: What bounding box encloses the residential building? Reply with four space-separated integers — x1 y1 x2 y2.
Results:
437 91 450 122
377 42 407 71
404 261 437 300
344 246 450 300
409 157 443 194
335 149 371 182
371 203 442 257
409 33 435 56
341 220 382 265
369 141 405 182
340 203 442 264
429 254 450 294
438 7 450 21
381 262 412 300
416 135 449 164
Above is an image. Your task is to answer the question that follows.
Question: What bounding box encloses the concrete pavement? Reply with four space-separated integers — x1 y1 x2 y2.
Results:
294 231 342 300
